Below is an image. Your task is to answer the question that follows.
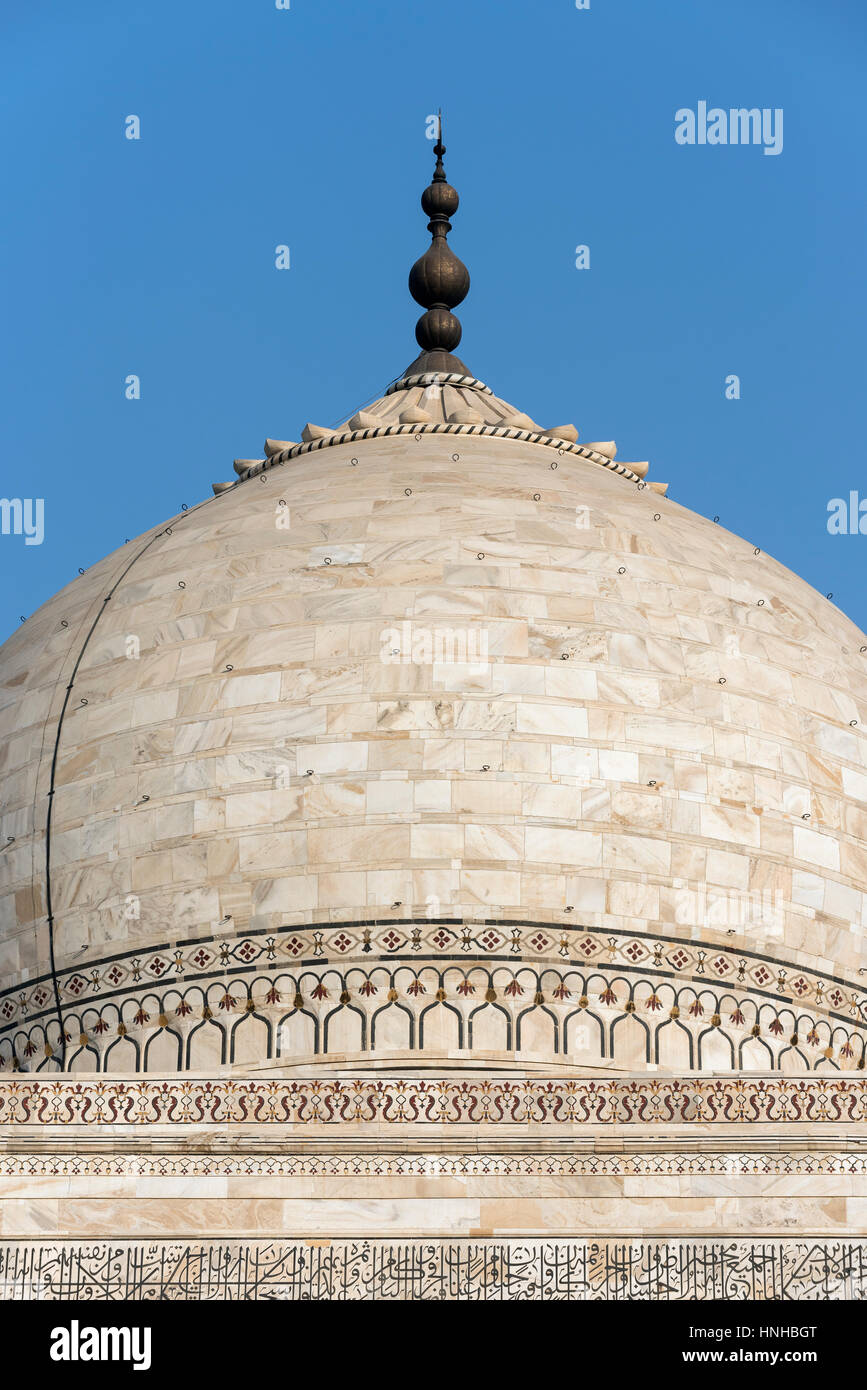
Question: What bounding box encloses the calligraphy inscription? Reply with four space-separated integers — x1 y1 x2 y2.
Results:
0 1240 865 1301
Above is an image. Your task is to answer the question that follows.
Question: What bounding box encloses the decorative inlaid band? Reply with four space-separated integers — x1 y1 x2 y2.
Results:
1 1238 864 1300
0 1078 866 1126
3 921 864 1034
1 1150 864 1178
242 425 641 482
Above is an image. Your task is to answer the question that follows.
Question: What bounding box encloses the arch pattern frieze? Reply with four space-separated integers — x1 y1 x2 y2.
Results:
2 949 863 1074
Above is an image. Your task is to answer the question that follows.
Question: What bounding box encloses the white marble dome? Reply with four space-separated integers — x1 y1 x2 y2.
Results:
2 380 867 1076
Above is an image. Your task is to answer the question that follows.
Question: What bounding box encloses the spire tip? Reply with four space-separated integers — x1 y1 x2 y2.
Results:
404 115 471 378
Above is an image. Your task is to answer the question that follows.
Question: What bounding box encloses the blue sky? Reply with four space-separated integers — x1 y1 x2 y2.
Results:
2 0 865 640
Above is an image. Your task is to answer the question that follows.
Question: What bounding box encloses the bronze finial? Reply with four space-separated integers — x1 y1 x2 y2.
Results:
404 113 471 377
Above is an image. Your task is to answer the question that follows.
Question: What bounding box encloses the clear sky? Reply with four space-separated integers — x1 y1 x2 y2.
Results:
2 0 865 642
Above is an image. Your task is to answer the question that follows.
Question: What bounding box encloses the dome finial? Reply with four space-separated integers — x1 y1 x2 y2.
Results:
404 113 472 378
432 109 446 181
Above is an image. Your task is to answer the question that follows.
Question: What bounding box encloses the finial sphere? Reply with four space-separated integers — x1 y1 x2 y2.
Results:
409 242 469 311
415 307 462 352
421 180 459 219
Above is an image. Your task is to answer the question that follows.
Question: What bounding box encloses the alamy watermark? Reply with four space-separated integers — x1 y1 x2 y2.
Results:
50 1320 151 1371
0 1273 49 1299
827 492 867 535
675 885 784 939
675 102 783 157
0 498 44 545
380 621 489 674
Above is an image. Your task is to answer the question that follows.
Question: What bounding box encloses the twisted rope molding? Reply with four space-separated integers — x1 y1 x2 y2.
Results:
384 372 495 394
239 424 641 483
1 1077 866 1125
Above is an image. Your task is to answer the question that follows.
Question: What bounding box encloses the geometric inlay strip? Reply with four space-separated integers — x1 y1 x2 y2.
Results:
1 1150 866 1178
